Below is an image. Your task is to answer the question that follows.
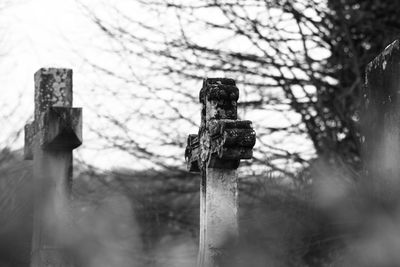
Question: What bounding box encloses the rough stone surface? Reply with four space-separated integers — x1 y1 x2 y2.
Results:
204 168 238 267
185 78 255 267
199 78 238 124
34 68 73 121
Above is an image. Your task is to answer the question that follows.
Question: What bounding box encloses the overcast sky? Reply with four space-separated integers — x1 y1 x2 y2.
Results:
0 0 316 171
0 0 208 170
0 0 130 168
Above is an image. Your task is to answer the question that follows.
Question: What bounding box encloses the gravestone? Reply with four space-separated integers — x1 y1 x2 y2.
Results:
24 68 82 267
185 78 256 267
362 40 400 188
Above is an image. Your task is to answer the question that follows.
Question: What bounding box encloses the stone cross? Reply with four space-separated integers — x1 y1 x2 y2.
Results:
24 68 82 267
185 78 256 267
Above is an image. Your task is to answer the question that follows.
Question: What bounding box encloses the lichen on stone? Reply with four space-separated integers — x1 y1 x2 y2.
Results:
34 68 73 120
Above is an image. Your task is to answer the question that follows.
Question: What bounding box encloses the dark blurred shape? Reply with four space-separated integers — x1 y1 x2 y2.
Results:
0 149 32 267
0 149 347 267
325 0 400 170
362 40 400 187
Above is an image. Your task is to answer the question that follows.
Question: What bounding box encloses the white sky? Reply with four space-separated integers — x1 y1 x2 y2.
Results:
0 0 316 171
0 0 129 168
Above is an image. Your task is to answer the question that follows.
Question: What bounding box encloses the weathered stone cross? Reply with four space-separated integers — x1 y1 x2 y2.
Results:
24 68 82 267
185 78 256 267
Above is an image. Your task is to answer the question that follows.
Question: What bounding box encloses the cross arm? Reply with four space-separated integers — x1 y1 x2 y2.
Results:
185 120 256 172
209 119 256 160
40 107 82 150
24 107 82 160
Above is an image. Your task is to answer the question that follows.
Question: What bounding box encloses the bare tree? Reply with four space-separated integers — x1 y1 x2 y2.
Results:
76 0 328 181
74 0 400 183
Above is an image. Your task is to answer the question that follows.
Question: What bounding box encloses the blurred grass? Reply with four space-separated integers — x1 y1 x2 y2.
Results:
2 148 400 266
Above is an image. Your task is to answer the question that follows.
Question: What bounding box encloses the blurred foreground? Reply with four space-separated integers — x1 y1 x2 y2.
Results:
2 148 400 267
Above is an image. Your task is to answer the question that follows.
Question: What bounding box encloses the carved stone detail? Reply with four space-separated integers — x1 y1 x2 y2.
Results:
185 78 256 172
